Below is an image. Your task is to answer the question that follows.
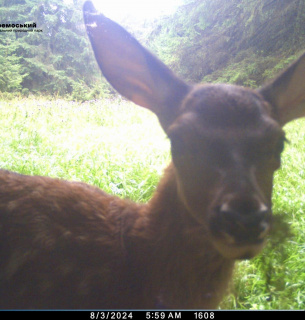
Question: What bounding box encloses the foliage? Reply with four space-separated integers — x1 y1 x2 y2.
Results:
0 35 26 92
69 78 112 102
0 0 105 97
0 98 169 201
147 0 305 86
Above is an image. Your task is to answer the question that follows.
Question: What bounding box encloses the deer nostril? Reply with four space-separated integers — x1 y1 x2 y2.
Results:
219 201 270 222
219 194 269 216
219 202 231 214
215 199 271 243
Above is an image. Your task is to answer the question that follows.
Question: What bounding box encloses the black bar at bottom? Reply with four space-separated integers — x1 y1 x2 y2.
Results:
0 310 304 320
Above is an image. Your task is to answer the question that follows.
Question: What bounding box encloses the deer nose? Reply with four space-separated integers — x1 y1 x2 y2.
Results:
215 195 271 243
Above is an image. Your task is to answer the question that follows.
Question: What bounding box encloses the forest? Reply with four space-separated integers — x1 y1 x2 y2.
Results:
0 0 305 100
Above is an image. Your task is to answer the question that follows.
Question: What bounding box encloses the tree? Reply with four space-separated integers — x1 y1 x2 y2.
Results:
0 0 104 96
0 35 25 92
147 0 305 87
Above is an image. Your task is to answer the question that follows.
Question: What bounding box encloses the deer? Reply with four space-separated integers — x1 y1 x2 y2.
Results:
0 1 304 310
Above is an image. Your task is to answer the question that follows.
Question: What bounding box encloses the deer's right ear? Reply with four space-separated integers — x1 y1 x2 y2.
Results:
259 52 305 126
83 1 190 131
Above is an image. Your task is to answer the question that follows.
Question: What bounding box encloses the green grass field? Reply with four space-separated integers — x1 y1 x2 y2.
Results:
0 97 304 309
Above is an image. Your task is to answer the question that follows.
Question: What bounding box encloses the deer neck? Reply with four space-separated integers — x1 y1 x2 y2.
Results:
136 163 235 308
147 162 210 243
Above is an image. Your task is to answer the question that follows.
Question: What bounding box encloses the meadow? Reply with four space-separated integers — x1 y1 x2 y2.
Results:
0 97 304 309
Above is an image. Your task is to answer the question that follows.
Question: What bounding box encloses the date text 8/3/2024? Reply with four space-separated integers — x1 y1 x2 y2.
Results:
89 311 215 320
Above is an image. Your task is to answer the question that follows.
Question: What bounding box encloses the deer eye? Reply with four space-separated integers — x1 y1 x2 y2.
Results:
169 128 199 157
258 136 286 160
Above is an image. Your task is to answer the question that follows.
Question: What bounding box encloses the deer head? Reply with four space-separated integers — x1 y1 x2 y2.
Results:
83 1 305 260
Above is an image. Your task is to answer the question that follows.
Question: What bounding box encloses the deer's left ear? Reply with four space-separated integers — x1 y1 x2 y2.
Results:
259 52 305 126
83 1 190 132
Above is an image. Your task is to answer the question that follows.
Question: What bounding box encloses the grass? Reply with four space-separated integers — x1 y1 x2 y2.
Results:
0 97 170 202
0 97 304 309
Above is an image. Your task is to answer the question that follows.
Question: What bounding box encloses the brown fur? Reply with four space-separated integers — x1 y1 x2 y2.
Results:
0 166 233 309
0 1 305 309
